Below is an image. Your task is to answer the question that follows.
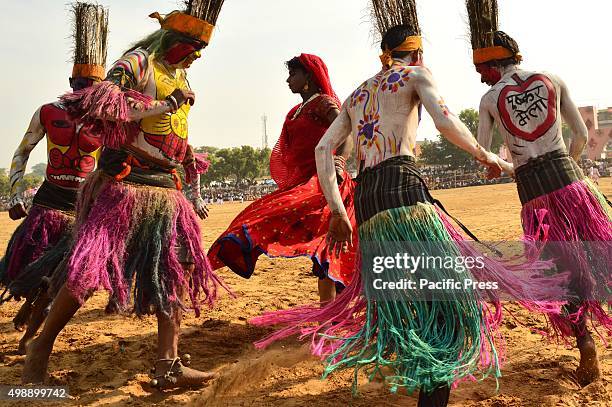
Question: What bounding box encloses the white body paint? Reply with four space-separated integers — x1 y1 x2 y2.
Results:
478 66 587 169
315 58 504 215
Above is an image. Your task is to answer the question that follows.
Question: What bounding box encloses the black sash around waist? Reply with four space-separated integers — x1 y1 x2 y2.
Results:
32 180 77 212
99 148 178 189
355 156 431 225
515 149 584 205
354 155 495 251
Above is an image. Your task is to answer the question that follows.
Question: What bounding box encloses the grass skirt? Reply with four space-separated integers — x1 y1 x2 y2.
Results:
253 203 504 394
64 171 224 316
0 205 73 301
521 179 611 340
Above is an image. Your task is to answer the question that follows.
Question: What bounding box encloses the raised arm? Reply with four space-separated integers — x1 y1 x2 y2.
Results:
8 107 46 219
414 68 504 177
555 75 588 161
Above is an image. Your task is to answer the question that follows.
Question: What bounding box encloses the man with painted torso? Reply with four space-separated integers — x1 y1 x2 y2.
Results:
474 30 610 386
22 9 225 388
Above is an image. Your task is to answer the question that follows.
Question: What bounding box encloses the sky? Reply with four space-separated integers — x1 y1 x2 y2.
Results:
1 0 610 170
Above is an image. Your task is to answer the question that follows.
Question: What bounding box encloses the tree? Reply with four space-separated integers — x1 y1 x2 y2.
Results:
195 145 271 186
31 163 47 178
0 168 9 198
419 108 505 169
22 173 43 190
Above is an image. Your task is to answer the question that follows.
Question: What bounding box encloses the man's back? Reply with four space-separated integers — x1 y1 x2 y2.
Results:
346 60 424 172
481 68 567 168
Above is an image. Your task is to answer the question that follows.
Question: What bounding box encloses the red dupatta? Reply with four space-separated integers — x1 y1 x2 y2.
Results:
270 54 340 189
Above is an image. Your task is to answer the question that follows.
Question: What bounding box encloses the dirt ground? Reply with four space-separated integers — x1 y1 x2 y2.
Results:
0 180 610 406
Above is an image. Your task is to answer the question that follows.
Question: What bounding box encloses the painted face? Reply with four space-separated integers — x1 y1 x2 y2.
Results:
475 63 502 86
286 68 308 94
69 77 100 91
165 40 204 67
410 50 424 66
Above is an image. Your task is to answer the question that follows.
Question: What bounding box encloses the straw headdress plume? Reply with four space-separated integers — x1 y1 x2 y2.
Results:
466 0 522 64
71 2 109 80
370 0 422 68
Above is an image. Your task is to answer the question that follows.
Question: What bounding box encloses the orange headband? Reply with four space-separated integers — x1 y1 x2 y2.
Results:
150 11 214 44
380 36 423 69
473 46 522 64
72 64 105 80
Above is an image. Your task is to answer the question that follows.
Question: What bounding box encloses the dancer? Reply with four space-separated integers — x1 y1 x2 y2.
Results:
249 1 555 404
208 54 357 302
0 2 107 354
588 164 601 186
22 0 227 389
467 0 611 385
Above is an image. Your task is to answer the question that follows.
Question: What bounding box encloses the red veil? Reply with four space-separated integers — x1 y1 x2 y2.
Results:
270 54 340 189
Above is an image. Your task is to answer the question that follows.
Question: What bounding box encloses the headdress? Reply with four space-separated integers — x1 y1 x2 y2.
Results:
71 2 109 80
149 0 225 45
466 0 522 64
371 0 422 69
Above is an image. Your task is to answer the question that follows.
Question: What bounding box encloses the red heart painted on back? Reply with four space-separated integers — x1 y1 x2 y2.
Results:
497 73 557 142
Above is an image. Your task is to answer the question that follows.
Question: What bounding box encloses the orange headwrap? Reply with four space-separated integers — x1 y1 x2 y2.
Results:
473 46 522 65
379 36 423 69
149 11 214 44
71 64 106 80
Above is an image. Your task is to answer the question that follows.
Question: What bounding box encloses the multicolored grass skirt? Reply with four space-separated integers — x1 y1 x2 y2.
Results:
253 156 565 394
63 170 224 316
517 152 611 340
0 205 73 301
208 173 357 287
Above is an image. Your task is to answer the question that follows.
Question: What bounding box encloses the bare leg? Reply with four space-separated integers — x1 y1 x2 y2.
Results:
18 292 51 355
318 277 336 304
566 301 600 385
574 313 600 385
12 301 33 332
22 285 81 384
153 263 217 388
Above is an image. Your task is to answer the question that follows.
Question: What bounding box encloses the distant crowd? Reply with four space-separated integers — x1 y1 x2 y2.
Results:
1 160 609 209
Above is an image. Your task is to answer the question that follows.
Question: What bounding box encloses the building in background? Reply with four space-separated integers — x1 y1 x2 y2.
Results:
578 106 612 160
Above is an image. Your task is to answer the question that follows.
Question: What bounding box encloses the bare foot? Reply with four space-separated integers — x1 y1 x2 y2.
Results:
13 302 33 332
575 334 601 386
152 359 218 389
22 338 53 384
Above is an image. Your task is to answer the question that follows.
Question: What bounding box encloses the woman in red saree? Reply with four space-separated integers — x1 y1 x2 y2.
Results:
208 54 357 302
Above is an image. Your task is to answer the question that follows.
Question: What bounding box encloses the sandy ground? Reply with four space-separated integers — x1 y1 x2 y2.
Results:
0 180 610 406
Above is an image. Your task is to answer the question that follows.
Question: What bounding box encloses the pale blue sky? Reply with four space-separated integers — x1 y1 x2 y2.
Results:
1 0 610 170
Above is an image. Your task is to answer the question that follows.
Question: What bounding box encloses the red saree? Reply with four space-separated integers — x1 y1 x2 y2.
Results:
208 54 357 287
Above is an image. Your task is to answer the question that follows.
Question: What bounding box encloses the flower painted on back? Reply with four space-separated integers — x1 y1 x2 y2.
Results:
357 113 383 151
381 68 412 93
350 85 367 108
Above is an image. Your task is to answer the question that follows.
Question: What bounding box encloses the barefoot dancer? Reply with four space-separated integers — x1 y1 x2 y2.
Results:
466 0 611 385
208 54 357 302
22 1 228 389
0 2 107 354
250 1 555 404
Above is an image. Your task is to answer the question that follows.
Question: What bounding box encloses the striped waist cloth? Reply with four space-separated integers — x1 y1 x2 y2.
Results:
515 149 584 205
355 156 431 225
